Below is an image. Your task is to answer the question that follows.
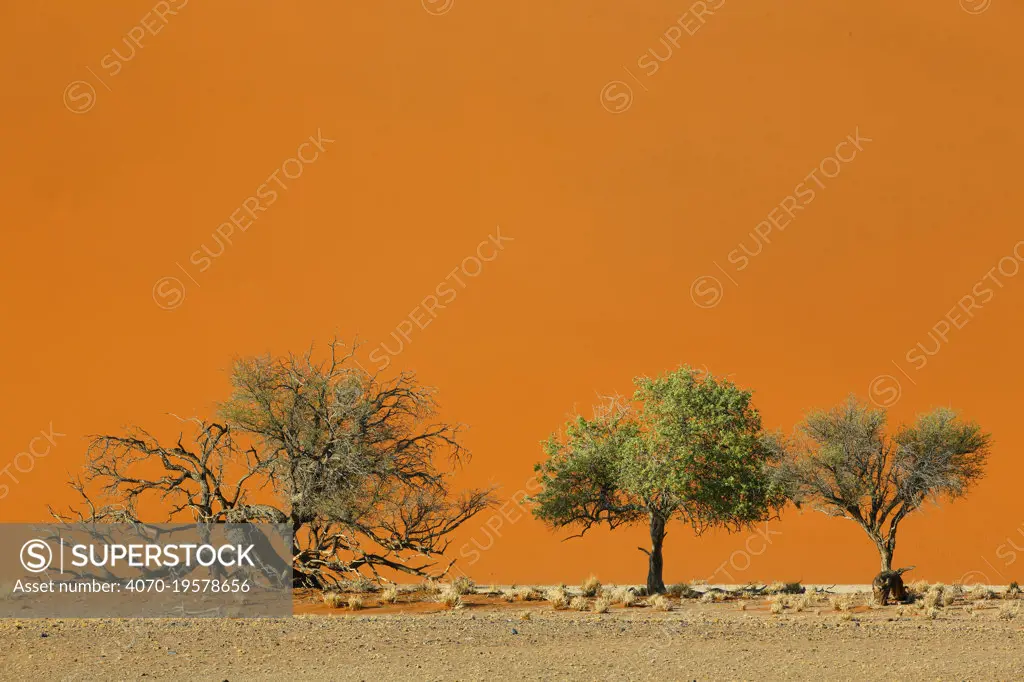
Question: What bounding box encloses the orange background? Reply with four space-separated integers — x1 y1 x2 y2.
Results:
2 0 1023 586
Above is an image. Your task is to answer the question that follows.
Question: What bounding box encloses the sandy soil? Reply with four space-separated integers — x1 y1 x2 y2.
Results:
3 589 1023 681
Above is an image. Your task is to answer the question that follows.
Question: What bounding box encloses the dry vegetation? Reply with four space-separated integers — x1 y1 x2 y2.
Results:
580 575 601 597
308 577 1024 627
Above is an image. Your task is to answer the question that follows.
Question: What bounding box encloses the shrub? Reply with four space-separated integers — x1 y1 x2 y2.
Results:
515 586 543 602
609 586 637 607
907 580 929 596
450 576 476 596
570 596 589 611
766 582 804 595
340 577 378 593
546 587 570 610
969 584 996 601
348 595 365 611
581 575 602 598
792 594 813 612
380 586 399 604
830 595 854 612
322 591 345 608
1007 581 1021 597
438 587 463 609
667 584 701 599
502 585 541 602
593 596 612 614
400 583 430 595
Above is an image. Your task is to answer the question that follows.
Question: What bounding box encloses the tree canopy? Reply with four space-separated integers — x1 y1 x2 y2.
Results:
772 396 991 571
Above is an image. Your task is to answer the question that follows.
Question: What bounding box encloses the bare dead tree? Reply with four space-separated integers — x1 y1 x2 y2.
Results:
49 417 281 526
52 340 496 589
772 397 991 572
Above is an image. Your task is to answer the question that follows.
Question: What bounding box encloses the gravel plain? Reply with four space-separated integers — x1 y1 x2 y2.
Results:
2 589 1023 681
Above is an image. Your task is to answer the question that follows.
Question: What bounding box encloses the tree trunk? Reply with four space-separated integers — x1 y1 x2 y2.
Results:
876 539 894 573
646 513 667 594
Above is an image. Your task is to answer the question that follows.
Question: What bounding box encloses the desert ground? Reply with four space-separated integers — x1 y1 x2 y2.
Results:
2 584 1023 681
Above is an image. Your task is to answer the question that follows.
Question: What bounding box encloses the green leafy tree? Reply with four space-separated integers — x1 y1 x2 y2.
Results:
530 368 786 594
773 397 991 572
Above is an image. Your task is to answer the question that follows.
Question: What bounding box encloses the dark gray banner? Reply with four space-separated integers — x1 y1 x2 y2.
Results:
0 523 293 618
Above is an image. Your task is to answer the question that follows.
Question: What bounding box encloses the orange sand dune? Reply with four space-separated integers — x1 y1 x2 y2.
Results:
1 0 1023 585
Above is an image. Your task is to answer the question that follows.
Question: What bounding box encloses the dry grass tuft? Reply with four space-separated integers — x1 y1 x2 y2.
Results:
399 583 429 595
348 595 365 611
339 577 378 594
924 607 939 620
546 586 570 610
322 591 345 608
999 603 1018 620
792 594 813 612
450 576 476 596
437 587 464 609
769 598 784 614
969 584 996 601
501 586 537 602
379 586 399 605
907 580 930 597
570 596 590 611
922 587 943 610
581 575 602 598
839 611 854 622
648 594 673 611
766 582 803 595
667 584 701 599
593 596 612 614
609 586 637 607
502 585 542 602
830 595 854 612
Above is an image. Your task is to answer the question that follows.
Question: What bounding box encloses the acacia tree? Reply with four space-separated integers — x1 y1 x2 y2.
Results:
220 341 496 586
51 340 496 588
772 397 991 572
530 367 786 594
